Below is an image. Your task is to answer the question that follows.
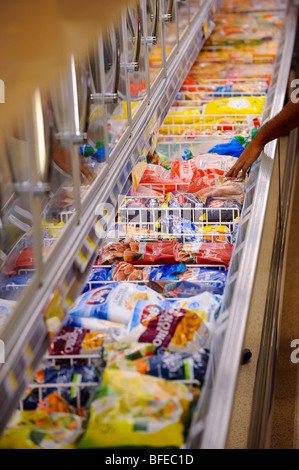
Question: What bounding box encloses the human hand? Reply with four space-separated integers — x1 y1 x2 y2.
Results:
225 139 264 180
53 144 96 184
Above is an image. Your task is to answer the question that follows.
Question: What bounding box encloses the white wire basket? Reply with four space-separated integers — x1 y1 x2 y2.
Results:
158 108 260 138
174 78 269 106
117 198 240 237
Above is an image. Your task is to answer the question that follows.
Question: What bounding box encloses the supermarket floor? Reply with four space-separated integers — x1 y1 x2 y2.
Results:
225 136 299 449
270 149 299 450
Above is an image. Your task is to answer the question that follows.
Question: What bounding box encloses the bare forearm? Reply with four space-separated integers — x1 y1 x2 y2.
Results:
253 100 299 147
226 100 299 179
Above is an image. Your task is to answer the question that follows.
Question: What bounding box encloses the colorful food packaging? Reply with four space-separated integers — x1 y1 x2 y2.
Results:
109 261 187 282
195 175 246 199
0 410 83 449
81 268 111 293
160 269 228 296
23 365 100 410
104 341 209 384
124 291 222 352
133 349 209 384
204 197 243 223
138 164 188 193
98 240 181 266
66 282 165 325
178 242 234 268
168 153 238 182
187 168 226 195
14 246 52 272
159 215 202 242
48 326 105 356
76 368 197 449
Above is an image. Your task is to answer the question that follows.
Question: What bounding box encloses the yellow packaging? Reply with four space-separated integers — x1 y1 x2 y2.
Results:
77 368 195 449
203 96 265 115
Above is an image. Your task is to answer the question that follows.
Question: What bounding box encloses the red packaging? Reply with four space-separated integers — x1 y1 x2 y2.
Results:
179 242 233 269
14 246 52 271
187 168 225 195
123 240 181 265
139 165 188 193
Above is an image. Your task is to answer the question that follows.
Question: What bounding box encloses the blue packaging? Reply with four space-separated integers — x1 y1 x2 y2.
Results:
149 264 187 281
82 268 112 293
144 349 209 384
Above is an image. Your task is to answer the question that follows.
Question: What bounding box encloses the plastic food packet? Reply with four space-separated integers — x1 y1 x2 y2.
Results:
63 316 125 338
207 138 246 158
81 268 111 293
0 274 32 296
178 242 233 268
14 246 52 272
123 305 210 352
36 392 73 414
156 270 228 297
159 215 201 242
124 291 222 352
123 240 181 265
164 192 205 222
187 168 226 195
97 240 181 266
76 368 196 449
104 340 209 384
138 164 188 193
119 196 164 224
96 241 131 264
204 197 243 223
66 282 165 325
0 298 16 330
195 175 246 199
109 261 187 282
0 409 83 449
169 153 238 182
23 365 100 410
133 349 209 384
48 326 106 356
129 184 164 197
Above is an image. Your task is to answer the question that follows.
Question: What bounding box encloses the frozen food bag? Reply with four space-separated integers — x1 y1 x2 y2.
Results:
196 175 246 199
178 242 233 268
169 153 238 182
0 409 83 449
204 197 243 223
23 365 100 410
77 368 196 449
158 270 228 297
124 291 222 352
134 349 209 384
66 282 165 325
97 240 181 265
81 268 112 293
48 325 105 356
104 341 209 384
203 96 265 115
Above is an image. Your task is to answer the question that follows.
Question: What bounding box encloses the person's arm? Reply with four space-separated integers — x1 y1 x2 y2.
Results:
226 100 299 179
53 143 96 184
